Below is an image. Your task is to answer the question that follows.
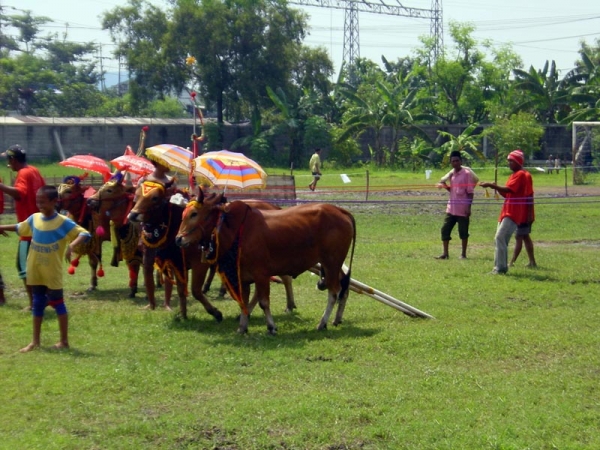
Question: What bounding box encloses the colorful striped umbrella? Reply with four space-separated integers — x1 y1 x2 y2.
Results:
192 150 267 190
145 144 192 175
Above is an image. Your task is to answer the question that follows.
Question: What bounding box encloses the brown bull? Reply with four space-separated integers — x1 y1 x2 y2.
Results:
127 181 295 321
175 192 356 334
86 174 142 298
58 175 103 291
177 194 297 316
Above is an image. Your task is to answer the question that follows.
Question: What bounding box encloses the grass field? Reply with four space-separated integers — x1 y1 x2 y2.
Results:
1 163 600 449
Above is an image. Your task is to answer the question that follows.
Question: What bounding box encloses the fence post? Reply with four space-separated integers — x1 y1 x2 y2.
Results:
366 170 369 201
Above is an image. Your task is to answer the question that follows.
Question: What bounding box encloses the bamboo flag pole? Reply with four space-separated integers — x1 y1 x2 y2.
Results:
494 148 500 200
308 265 434 319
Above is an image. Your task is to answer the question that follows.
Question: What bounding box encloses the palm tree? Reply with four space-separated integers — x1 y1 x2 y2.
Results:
512 60 570 124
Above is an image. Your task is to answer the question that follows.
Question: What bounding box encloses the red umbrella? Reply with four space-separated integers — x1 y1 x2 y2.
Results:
59 155 112 182
110 154 154 176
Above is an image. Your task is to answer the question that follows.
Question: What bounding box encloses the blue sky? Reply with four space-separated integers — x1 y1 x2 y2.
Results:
5 0 600 80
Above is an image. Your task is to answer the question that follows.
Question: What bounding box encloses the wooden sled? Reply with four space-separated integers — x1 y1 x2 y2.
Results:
309 264 435 319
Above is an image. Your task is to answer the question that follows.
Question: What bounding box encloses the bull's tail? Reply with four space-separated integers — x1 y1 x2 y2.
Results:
339 269 351 301
338 211 357 301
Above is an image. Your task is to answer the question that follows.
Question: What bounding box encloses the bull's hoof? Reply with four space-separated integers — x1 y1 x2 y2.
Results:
202 286 210 294
128 287 138 298
316 280 327 291
236 327 248 334
333 319 342 326
213 310 224 323
86 286 97 292
267 327 277 336
317 322 327 331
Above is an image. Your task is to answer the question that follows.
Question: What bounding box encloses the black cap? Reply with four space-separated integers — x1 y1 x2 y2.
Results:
1 144 26 158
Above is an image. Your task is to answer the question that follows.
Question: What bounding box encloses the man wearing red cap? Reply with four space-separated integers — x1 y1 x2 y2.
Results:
480 150 535 274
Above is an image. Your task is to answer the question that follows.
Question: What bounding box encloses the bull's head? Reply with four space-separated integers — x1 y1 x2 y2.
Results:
175 190 225 248
87 172 126 211
57 175 90 212
87 174 134 227
128 179 173 223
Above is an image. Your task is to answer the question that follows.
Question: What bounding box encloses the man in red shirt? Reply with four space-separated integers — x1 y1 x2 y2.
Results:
0 145 46 307
480 149 534 274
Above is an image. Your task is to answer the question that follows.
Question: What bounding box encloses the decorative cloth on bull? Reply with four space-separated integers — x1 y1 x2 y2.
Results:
153 203 187 286
140 182 170 249
205 209 249 315
139 181 188 286
110 221 142 270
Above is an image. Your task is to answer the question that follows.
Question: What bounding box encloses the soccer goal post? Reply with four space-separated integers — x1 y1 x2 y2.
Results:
572 121 600 184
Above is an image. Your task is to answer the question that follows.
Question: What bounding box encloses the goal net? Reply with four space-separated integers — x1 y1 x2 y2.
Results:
572 121 600 184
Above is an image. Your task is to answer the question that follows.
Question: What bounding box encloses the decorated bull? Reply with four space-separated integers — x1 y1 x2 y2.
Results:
57 174 104 291
180 194 297 315
127 180 296 321
126 179 197 319
175 192 356 334
86 173 142 298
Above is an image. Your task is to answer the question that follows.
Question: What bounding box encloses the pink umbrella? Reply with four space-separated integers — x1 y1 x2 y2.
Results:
110 154 154 176
59 155 112 182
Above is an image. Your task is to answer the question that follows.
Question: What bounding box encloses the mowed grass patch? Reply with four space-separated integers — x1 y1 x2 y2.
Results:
1 169 600 449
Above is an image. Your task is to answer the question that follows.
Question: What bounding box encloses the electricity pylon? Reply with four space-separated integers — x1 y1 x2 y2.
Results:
290 0 443 81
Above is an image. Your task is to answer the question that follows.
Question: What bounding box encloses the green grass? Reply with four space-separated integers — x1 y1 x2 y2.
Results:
1 165 600 449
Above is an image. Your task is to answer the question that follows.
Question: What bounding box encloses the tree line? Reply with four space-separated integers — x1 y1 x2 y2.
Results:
1 0 599 170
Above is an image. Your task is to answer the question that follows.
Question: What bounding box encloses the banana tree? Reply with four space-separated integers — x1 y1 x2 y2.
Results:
264 86 305 167
437 123 485 167
563 52 600 122
338 71 434 166
512 60 571 124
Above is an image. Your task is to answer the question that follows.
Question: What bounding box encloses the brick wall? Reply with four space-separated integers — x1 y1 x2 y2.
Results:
0 117 574 164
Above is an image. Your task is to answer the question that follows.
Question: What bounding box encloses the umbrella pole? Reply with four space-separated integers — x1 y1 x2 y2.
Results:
190 94 198 190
